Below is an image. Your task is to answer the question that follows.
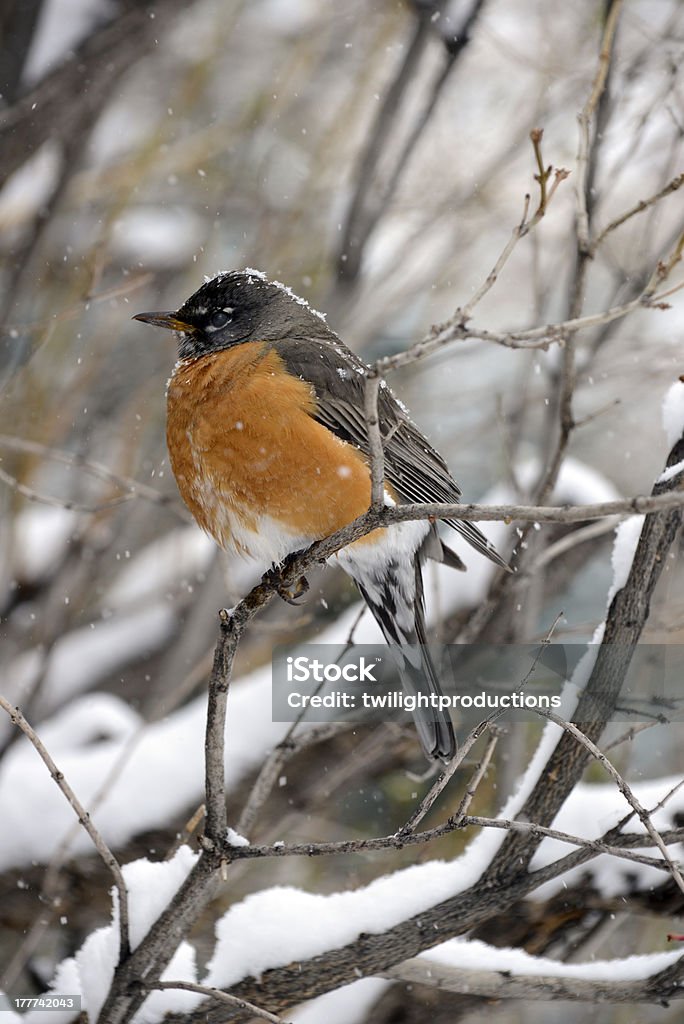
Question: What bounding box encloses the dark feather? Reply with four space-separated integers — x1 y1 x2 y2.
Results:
271 336 508 570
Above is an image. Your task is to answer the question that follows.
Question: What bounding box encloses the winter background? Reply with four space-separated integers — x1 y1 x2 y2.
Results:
1 0 684 1022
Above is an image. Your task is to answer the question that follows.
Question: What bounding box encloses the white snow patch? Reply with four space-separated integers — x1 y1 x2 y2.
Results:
104 527 214 608
291 979 390 1024
423 936 680 981
112 208 205 269
0 656 284 868
23 0 114 83
5 602 175 709
0 144 60 233
12 505 78 582
225 827 249 848
608 516 643 601
23 849 201 1024
657 458 684 484
662 379 684 447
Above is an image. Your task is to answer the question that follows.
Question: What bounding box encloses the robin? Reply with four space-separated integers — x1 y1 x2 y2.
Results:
134 270 507 761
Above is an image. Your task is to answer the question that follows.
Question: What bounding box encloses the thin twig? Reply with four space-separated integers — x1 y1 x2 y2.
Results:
451 728 500 820
528 517 620 573
155 981 292 1024
399 720 493 836
235 723 351 837
459 132 569 323
593 170 684 250
0 697 130 963
0 433 189 518
376 277 683 371
602 720 665 753
536 709 684 896
576 0 623 253
214 813 684 870
0 464 134 513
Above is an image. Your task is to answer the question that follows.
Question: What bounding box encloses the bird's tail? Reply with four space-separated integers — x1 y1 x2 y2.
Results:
356 558 455 762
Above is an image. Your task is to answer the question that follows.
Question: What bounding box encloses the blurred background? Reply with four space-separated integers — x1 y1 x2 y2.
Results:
0 1 683 1021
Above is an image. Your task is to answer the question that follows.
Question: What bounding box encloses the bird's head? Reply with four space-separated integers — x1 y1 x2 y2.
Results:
133 269 327 360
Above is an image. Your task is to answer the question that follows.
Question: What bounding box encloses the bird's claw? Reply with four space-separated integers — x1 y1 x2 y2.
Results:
277 574 310 605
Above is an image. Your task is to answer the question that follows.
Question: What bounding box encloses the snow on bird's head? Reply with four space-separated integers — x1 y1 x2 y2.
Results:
197 268 326 322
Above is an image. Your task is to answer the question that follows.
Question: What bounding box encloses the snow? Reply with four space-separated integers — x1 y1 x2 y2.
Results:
422 936 681 981
121 847 199 949
661 379 684 447
515 455 621 505
104 527 215 609
607 516 643 601
532 773 684 899
11 506 78 583
204 867 486 989
0 658 283 869
225 827 250 848
22 0 114 84
111 208 206 269
657 458 684 484
291 979 389 1024
4 602 176 711
0 145 60 234
241 267 327 321
24 847 202 1024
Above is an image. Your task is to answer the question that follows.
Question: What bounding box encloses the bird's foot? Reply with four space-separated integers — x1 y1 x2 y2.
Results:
277 573 310 605
265 556 310 605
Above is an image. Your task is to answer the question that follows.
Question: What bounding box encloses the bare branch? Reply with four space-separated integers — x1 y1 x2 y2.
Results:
235 723 352 838
0 697 130 963
484 437 684 881
387 955 681 1003
0 434 190 518
377 278 681 371
363 370 385 508
536 709 684 897
155 981 292 1024
593 170 684 250
459 131 569 323
575 0 624 254
212 815 683 872
399 720 493 836
0 463 134 513
203 610 234 849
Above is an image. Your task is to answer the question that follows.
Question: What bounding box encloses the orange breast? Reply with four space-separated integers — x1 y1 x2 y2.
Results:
166 343 375 561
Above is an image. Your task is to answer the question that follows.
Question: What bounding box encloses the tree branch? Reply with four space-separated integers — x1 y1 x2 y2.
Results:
0 697 131 964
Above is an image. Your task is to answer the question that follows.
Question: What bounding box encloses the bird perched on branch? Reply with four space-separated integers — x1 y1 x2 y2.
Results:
134 270 507 761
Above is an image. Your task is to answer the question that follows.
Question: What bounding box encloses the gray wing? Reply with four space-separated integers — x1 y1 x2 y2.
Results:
271 336 508 570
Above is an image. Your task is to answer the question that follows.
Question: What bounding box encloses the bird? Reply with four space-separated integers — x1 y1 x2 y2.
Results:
133 269 507 761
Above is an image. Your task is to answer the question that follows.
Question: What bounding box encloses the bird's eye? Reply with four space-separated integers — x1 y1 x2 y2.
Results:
209 308 233 329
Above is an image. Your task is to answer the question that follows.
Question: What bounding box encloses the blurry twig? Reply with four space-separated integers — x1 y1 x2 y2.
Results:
0 464 133 513
602 721 666 753
0 434 191 519
528 517 620 573
335 0 487 285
